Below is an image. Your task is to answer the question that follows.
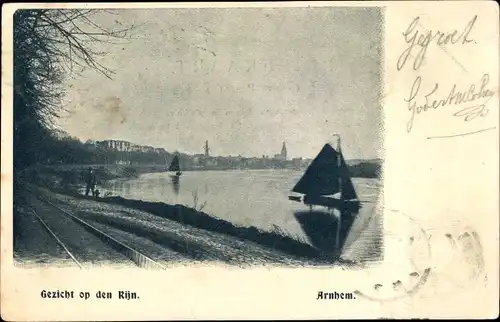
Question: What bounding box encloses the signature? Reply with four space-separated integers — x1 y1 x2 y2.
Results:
397 15 477 71
405 74 495 133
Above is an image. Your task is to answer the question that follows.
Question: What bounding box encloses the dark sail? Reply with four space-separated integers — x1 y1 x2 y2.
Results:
168 156 180 172
340 153 358 200
292 143 358 200
292 143 341 196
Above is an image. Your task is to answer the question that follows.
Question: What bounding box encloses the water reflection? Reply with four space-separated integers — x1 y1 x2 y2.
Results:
294 207 359 255
101 171 381 252
171 175 180 201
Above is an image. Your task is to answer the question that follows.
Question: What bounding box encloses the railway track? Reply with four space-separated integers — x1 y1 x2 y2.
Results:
28 207 85 268
29 195 166 270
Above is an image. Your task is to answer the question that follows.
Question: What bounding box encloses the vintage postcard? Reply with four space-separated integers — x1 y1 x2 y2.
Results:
1 1 499 320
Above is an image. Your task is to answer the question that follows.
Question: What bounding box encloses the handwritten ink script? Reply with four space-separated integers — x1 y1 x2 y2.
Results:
405 74 494 132
397 15 477 71
396 15 496 135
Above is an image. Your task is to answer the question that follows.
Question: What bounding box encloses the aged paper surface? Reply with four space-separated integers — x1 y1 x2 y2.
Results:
1 1 499 320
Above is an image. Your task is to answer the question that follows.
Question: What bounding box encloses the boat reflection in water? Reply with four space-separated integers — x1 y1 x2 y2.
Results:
168 154 182 202
171 174 180 200
289 136 362 259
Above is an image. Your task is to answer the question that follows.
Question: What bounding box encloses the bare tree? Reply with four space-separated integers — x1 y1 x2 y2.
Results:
14 9 135 171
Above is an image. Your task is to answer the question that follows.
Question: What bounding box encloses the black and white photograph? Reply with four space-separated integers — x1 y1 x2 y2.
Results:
3 1 498 320
13 6 384 269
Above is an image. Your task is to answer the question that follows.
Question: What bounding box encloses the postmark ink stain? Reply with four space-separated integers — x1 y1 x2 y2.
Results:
353 209 432 302
354 268 432 302
392 280 403 289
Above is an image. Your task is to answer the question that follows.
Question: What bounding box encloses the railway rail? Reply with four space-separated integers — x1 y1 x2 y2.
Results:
29 195 167 270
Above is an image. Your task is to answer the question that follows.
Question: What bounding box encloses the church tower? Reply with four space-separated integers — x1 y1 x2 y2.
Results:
204 140 210 157
281 142 287 160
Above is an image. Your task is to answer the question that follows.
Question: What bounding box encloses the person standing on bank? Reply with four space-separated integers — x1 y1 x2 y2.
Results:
85 167 97 197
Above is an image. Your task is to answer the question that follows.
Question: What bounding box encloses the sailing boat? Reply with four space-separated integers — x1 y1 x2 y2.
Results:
289 136 360 256
289 137 360 211
168 155 182 177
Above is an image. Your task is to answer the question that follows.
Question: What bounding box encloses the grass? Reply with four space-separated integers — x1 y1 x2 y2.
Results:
17 167 355 265
94 195 331 262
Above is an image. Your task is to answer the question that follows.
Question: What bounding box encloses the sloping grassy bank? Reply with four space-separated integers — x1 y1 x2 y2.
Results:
97 196 331 261
17 166 362 264
44 185 338 263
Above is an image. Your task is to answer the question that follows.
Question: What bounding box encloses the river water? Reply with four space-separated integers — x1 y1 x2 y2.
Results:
80 169 474 291
99 169 382 251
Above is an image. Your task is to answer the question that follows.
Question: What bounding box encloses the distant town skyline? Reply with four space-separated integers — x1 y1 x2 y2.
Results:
88 138 308 159
89 138 381 162
56 7 383 160
91 138 291 159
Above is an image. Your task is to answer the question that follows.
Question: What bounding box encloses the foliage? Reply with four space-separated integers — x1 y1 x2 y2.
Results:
13 9 134 202
347 162 382 179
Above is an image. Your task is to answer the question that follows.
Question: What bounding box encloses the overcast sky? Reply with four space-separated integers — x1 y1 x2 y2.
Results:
57 7 383 159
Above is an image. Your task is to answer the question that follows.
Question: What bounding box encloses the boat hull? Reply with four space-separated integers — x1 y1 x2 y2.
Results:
289 195 360 212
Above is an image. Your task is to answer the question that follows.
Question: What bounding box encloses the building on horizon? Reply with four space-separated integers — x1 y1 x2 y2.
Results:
192 153 205 166
96 140 131 152
96 139 165 154
204 140 210 157
274 142 287 161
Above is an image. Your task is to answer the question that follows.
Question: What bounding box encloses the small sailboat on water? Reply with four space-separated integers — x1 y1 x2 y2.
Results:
289 138 359 208
168 155 182 177
289 136 360 256
289 136 359 210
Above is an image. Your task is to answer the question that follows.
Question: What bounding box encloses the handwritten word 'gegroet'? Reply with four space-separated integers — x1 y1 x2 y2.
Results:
405 74 495 132
397 15 477 71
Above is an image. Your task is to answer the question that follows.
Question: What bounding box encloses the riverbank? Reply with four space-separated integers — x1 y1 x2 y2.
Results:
16 184 366 267
46 187 344 264
14 166 379 266
30 157 382 185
